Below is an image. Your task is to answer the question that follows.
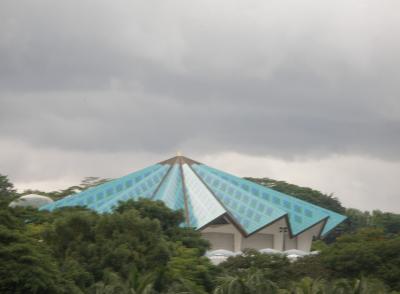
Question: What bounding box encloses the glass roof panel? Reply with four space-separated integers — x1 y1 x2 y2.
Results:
195 164 333 236
153 164 184 210
94 164 170 213
192 164 287 235
40 164 167 212
319 209 347 236
181 164 226 229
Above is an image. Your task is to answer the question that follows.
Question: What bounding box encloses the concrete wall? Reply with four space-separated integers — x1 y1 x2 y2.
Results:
296 221 324 252
201 218 325 252
201 218 288 252
242 233 273 250
284 233 297 250
202 223 242 251
256 218 287 251
201 232 235 251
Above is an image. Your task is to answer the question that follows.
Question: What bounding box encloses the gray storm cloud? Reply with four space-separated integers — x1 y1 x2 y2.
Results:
0 0 399 211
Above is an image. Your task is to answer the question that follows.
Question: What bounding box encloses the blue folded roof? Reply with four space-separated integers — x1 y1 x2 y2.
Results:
41 155 346 237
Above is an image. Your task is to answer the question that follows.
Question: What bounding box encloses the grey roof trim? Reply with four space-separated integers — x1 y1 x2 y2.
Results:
178 156 191 226
320 217 348 238
159 155 201 166
150 159 176 199
292 216 329 238
245 213 288 238
317 217 329 239
290 215 330 238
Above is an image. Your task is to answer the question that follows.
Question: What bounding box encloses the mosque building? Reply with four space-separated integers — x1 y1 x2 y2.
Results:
41 155 346 253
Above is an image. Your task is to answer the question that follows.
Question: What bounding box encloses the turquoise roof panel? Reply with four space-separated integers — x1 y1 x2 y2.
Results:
181 164 226 229
153 164 184 211
192 164 287 235
40 164 167 212
319 209 347 236
152 164 198 227
94 164 170 213
194 164 331 236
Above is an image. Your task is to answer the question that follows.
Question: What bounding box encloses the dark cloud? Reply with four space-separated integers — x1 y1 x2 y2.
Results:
0 0 399 211
1 86 399 159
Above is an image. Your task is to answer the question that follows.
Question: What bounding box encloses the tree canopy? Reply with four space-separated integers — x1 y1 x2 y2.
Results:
1 174 399 293
0 174 17 199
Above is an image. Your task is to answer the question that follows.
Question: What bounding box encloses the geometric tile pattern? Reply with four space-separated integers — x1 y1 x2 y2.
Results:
181 163 226 229
42 163 167 213
40 155 346 237
192 164 287 234
192 164 346 236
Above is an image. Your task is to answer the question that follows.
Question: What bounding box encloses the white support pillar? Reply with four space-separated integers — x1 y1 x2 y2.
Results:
273 231 284 251
234 232 242 252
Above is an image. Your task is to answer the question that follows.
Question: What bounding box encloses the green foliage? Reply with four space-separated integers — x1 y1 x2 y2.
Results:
0 195 215 293
44 205 170 290
289 255 330 280
214 270 280 294
115 199 210 255
344 209 372 232
21 177 111 201
343 209 400 237
319 228 400 290
213 273 392 294
80 177 111 190
1 174 400 293
213 234 400 293
114 199 184 233
0 174 17 199
219 249 292 287
213 273 391 294
283 277 326 294
166 246 216 293
0 205 78 294
370 210 400 236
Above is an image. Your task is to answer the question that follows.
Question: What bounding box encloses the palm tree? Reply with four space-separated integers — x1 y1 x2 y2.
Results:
127 268 157 294
330 277 389 294
93 281 127 294
290 277 325 294
213 276 248 294
213 271 279 294
246 270 279 294
165 278 208 294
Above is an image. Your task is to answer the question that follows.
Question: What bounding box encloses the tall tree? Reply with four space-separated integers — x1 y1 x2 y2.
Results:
0 174 16 198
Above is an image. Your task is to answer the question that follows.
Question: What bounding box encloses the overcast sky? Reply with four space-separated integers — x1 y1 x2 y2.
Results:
1 0 399 212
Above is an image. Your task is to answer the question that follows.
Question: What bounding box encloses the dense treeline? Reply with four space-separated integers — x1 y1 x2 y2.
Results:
0 199 216 293
1 174 399 293
20 177 111 201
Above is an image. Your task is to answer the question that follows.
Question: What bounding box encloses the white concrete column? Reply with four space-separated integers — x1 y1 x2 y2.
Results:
234 232 242 252
274 232 284 251
297 233 312 252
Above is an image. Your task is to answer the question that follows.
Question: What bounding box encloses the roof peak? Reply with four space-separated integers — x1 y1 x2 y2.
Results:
158 154 201 165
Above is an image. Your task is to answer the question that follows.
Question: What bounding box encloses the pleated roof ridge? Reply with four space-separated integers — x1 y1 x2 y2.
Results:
41 155 346 237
